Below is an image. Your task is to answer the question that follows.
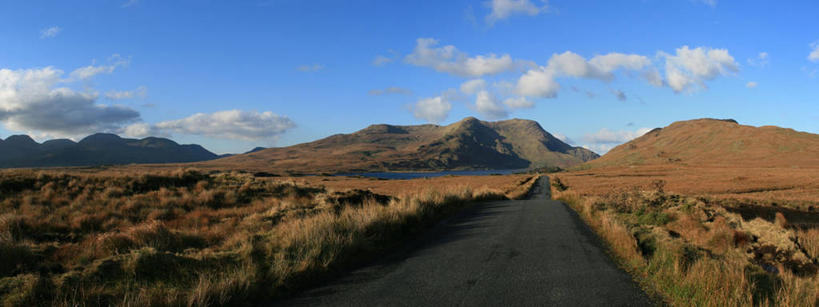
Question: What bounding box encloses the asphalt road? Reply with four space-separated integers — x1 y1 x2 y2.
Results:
280 177 652 306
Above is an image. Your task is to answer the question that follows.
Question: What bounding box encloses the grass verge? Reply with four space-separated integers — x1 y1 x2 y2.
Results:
551 176 819 306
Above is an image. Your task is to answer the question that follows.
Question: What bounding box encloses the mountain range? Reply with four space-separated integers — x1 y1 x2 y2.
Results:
204 117 600 173
0 133 218 168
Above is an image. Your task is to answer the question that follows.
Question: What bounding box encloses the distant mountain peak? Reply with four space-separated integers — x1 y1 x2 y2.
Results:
0 133 217 168
212 117 599 173
4 134 38 146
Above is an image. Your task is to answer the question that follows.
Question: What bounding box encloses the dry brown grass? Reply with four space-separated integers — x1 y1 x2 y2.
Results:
556 165 819 211
553 178 819 306
0 169 537 306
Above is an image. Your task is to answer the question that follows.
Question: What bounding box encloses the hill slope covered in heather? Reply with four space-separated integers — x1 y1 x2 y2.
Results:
586 118 819 168
207 117 599 173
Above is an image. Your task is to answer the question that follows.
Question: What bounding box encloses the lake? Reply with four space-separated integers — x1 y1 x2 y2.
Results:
335 169 528 180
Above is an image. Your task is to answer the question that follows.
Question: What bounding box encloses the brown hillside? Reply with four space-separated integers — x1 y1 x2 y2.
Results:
202 117 598 173
587 118 819 168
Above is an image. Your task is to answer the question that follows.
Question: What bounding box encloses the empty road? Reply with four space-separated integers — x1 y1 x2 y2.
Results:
281 177 652 306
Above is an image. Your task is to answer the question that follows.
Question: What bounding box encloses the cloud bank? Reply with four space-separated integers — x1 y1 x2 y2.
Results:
0 67 140 137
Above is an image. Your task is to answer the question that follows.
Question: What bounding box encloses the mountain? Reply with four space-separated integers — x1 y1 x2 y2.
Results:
245 147 266 154
207 117 599 173
0 133 218 168
586 118 819 168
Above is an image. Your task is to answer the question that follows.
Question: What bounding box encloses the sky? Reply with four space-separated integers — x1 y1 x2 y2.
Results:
1 0 818 154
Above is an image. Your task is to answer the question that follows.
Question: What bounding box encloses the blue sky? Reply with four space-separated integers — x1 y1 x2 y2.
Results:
1 0 818 154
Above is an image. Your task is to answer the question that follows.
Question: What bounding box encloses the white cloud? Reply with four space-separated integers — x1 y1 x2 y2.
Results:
0 67 140 137
587 53 653 78
405 38 518 77
474 90 508 119
661 46 738 93
542 52 652 81
503 96 533 108
581 127 652 154
460 79 487 95
809 43 819 63
611 89 627 101
748 52 769 67
486 0 546 25
515 67 559 98
368 86 412 96
515 51 651 99
70 54 130 80
123 122 164 138
698 0 717 7
412 95 452 123
297 64 324 72
372 55 393 66
105 86 147 100
154 110 295 140
40 26 62 39
746 81 758 88
551 132 574 145
546 52 608 80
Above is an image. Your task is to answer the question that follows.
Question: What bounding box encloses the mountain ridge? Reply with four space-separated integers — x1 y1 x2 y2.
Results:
206 117 599 173
0 133 219 168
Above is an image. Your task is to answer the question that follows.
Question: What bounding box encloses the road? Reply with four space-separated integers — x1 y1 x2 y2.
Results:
280 177 652 306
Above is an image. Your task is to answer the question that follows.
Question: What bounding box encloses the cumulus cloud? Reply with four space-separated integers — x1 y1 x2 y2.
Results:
70 54 130 80
474 90 508 119
153 110 295 140
405 38 519 77
40 26 62 39
368 86 412 96
611 89 627 101
586 53 653 79
486 0 547 25
0 67 140 137
746 81 758 88
515 67 559 98
661 46 738 93
123 122 165 138
105 86 147 100
515 51 651 99
297 64 324 72
810 43 819 63
460 79 487 95
503 96 533 108
412 95 452 123
581 127 652 154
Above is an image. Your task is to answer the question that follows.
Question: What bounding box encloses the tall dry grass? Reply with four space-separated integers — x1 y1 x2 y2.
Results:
0 169 534 306
552 176 819 306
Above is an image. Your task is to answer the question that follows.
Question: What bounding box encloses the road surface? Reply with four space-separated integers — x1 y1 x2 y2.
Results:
280 177 652 306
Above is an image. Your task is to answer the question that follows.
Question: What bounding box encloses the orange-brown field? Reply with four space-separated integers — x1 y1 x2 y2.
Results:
0 168 537 306
556 165 819 210
286 174 537 199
